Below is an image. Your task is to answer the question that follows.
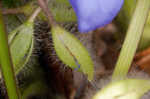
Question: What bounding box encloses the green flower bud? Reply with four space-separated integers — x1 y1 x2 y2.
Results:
93 79 150 99
8 21 34 74
51 26 94 81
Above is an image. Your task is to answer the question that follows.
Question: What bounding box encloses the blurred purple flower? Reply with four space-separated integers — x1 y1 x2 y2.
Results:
69 0 124 33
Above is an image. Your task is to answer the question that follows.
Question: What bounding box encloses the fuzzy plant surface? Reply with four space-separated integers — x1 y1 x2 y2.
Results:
1 6 41 79
22 0 76 22
37 0 94 81
0 7 41 79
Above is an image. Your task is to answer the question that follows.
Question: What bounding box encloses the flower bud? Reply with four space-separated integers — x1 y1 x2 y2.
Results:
93 79 150 99
51 26 94 81
69 0 124 32
8 21 34 74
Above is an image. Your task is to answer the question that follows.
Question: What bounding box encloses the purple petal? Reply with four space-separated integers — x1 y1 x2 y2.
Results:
69 0 124 33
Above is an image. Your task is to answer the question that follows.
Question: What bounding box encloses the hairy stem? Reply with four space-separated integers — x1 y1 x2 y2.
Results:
38 0 56 26
28 7 41 22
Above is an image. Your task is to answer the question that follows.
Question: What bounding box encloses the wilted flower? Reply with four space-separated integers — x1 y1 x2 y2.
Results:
69 0 124 32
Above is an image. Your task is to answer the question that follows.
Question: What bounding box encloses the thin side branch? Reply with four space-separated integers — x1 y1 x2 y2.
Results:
2 8 23 15
28 7 41 22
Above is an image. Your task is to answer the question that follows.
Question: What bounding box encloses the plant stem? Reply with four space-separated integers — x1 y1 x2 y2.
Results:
0 4 20 99
112 0 150 80
28 7 41 22
38 0 57 26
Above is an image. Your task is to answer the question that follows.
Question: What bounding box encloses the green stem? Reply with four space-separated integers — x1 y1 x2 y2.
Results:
0 4 20 99
28 7 41 22
112 0 150 80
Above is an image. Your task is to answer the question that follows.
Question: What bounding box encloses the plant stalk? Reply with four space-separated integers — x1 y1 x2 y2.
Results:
28 7 41 22
2 8 23 15
0 3 20 99
38 0 57 26
112 0 150 80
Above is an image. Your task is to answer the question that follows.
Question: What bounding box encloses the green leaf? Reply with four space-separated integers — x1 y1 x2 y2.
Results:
51 26 94 81
93 79 150 99
8 21 34 74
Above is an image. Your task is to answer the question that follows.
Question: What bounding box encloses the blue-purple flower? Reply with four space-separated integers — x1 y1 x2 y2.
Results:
69 0 124 33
